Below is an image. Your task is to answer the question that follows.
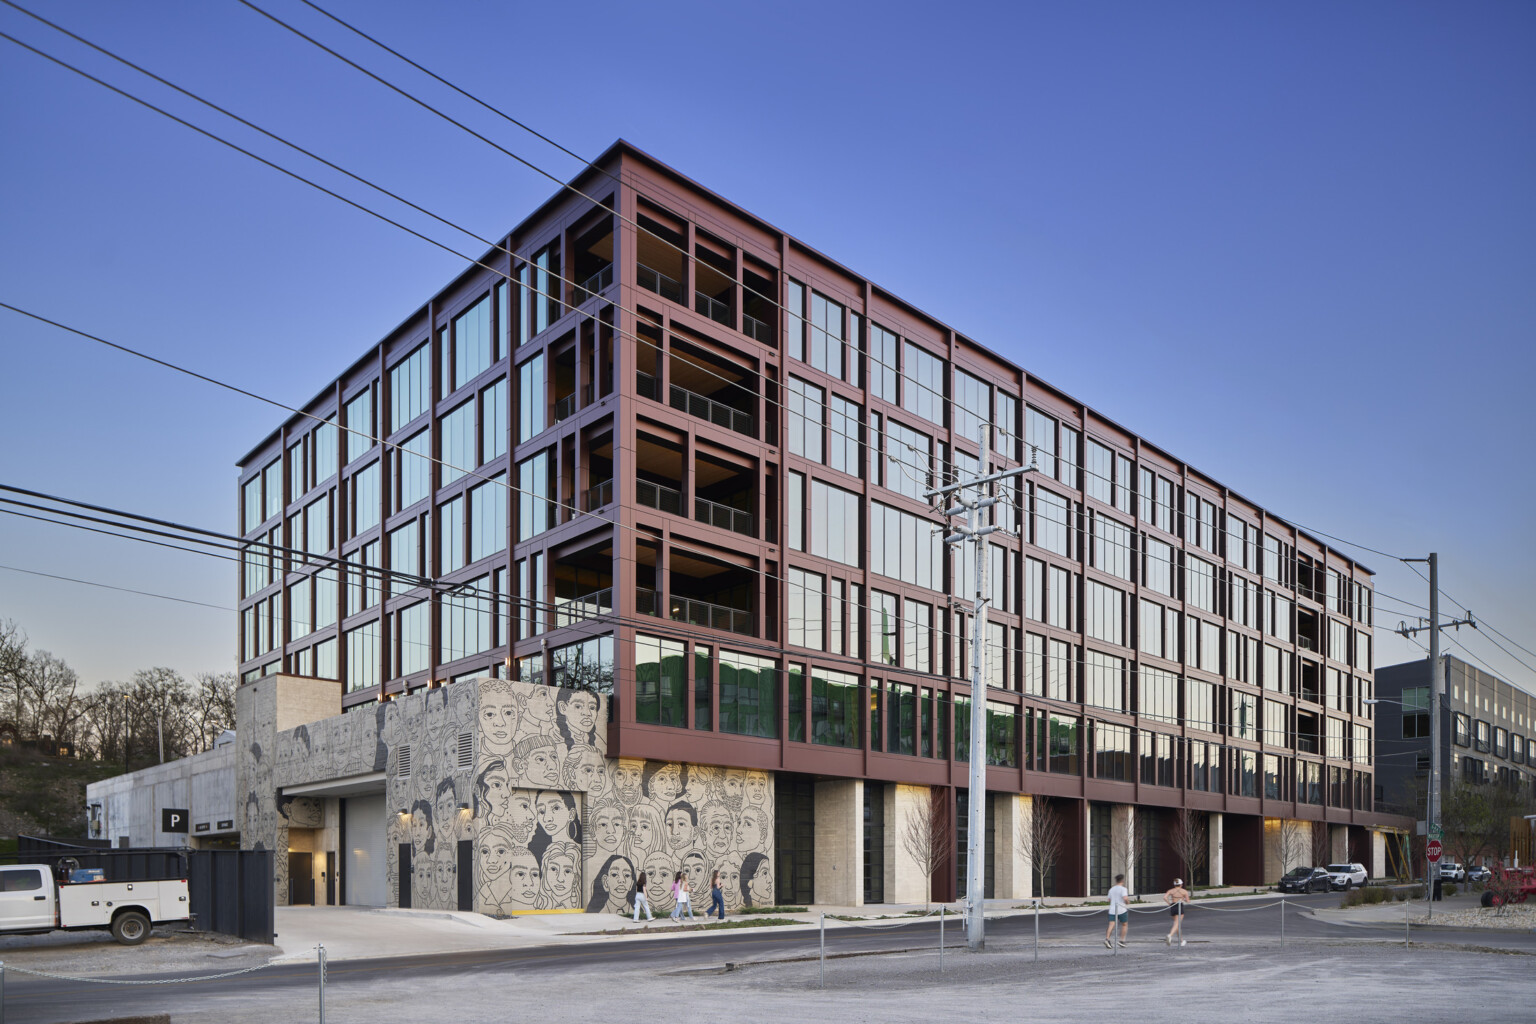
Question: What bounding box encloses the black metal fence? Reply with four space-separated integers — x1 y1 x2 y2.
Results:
10 835 274 944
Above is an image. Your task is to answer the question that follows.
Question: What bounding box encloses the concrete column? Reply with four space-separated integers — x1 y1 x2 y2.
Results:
1208 813 1224 886
1330 824 1348 862
993 793 1032 899
1110 804 1135 894
1262 819 1281 882
1370 830 1387 879
814 779 863 906
887 784 934 904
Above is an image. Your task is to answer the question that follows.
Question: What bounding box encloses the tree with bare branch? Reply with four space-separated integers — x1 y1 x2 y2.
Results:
1311 821 1332 869
1020 797 1065 899
1110 809 1141 895
901 789 953 909
1272 818 1310 878
1168 808 1208 887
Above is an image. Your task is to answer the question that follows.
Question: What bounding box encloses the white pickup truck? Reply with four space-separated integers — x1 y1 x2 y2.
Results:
0 863 190 945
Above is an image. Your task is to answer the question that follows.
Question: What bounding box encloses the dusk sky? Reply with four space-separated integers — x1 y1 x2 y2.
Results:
1 1 1531 692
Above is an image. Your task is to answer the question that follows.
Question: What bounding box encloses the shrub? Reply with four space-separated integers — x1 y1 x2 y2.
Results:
1340 889 1364 908
1442 883 1457 898
1361 886 1388 905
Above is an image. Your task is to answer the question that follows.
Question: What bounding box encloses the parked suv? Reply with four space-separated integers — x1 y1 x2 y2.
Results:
1440 861 1466 883
1326 863 1368 890
1467 865 1492 884
1278 866 1334 894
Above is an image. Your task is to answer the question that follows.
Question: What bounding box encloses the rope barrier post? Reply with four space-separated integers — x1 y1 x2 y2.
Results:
939 906 945 972
2 958 7 1024
1033 899 1040 962
1279 899 1285 948
317 943 326 1024
819 913 825 989
1405 899 1410 949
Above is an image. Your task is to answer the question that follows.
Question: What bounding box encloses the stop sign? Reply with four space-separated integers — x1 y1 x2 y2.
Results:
1427 839 1443 863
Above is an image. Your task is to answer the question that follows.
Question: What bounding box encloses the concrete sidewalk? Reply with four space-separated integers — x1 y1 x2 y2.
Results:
267 885 1278 962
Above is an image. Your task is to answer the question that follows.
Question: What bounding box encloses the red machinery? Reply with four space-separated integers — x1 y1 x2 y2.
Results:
1480 864 1536 908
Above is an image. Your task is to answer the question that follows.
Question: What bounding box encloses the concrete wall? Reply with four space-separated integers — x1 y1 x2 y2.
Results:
86 742 236 848
993 793 1032 899
885 784 934 904
813 779 862 906
1208 813 1224 886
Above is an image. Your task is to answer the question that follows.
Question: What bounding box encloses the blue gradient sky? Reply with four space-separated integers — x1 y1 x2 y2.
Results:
1 1 1531 690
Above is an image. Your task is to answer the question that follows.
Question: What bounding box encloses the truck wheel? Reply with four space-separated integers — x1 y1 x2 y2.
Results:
112 911 151 945
1480 890 1497 909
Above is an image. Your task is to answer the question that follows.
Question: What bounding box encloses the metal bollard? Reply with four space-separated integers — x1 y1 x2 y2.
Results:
819 914 825 989
1034 899 1040 962
318 943 326 1024
1279 899 1285 947
939 906 945 972
2 958 7 1024
1405 900 1410 949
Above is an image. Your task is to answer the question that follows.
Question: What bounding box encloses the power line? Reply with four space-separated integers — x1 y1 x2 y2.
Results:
0 563 231 612
0 22 1442 682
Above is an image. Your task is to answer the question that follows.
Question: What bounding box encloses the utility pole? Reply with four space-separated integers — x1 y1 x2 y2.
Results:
1398 552 1474 922
928 428 1035 951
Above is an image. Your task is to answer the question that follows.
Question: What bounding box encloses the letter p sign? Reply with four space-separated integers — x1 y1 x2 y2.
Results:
162 808 189 833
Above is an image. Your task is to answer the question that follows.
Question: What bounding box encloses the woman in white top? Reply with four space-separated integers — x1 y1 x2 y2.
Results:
670 870 696 922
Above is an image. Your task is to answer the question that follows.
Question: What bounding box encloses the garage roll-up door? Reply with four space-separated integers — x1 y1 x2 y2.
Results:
343 794 386 907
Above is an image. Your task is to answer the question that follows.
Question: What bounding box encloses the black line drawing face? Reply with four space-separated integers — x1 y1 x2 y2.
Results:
409 800 434 855
590 802 627 855
700 800 734 858
511 735 564 789
734 805 768 852
506 850 541 910
643 762 683 803
433 779 461 847
432 851 457 905
479 683 520 758
504 790 536 845
523 685 558 733
720 862 743 912
744 775 769 806
741 851 773 907
556 688 600 747
664 800 697 852
720 772 744 806
538 841 580 909
535 790 578 844
626 805 663 860
642 851 675 912
563 746 606 794
587 854 635 914
612 760 643 804
479 825 515 882
681 850 708 886
475 759 512 822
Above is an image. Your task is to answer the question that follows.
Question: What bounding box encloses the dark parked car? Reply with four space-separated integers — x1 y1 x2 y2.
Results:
1467 865 1492 884
1278 866 1334 894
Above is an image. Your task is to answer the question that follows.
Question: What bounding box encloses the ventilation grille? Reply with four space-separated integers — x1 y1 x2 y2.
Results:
395 743 412 778
457 732 473 771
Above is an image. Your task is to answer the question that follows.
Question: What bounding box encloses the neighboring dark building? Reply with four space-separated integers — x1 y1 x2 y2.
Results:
1374 655 1536 817
232 140 1406 904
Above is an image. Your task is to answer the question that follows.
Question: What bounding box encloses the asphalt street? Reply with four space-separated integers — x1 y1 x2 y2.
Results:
5 893 1533 1024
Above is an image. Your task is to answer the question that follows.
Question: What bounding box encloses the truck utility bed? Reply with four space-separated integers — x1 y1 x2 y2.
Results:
57 878 190 929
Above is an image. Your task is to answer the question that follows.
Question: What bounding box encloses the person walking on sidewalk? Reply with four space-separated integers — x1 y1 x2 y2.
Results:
1105 874 1130 948
1163 877 1190 946
670 871 696 922
633 868 654 922
707 869 726 920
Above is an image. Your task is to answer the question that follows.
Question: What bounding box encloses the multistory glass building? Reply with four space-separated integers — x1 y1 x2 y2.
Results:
234 141 1406 903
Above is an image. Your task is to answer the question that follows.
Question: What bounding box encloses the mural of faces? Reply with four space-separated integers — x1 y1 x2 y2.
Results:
721 773 744 806
432 852 457 905
479 827 515 882
626 805 663 860
682 851 708 887
564 747 606 794
523 686 557 731
592 854 634 914
477 762 511 821
720 863 743 911
645 763 683 803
